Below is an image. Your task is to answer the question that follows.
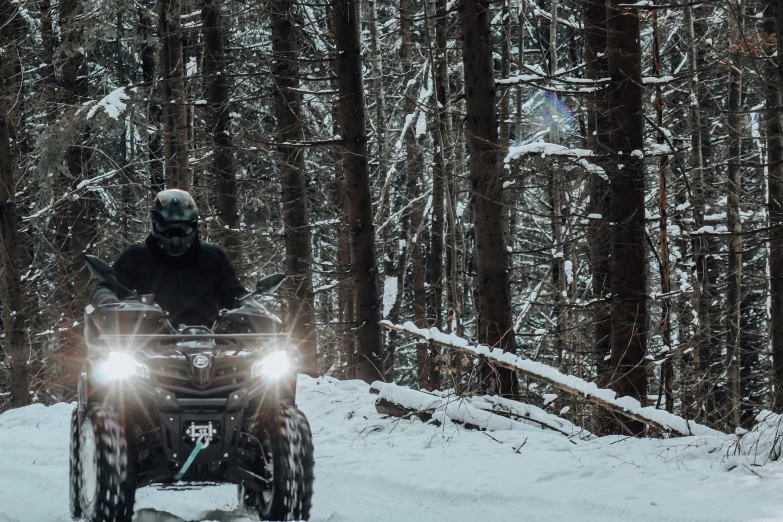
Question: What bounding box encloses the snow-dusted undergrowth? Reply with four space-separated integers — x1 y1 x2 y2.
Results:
726 410 783 471
3 376 783 521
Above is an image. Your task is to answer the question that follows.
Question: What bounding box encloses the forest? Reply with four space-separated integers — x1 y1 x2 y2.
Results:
0 0 779 438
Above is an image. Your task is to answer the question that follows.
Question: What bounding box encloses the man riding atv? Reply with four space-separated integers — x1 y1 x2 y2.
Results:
70 189 315 522
91 189 245 326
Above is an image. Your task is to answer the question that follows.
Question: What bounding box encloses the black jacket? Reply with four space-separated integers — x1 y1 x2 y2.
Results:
91 236 246 327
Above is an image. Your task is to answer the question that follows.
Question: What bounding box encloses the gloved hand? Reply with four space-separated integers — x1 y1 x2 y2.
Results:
94 293 120 306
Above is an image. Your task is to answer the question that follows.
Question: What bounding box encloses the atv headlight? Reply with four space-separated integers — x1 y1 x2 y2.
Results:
251 350 290 379
96 351 150 382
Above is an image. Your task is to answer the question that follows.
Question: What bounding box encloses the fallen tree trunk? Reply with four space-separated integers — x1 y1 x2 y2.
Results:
380 321 722 437
374 383 585 436
371 381 589 438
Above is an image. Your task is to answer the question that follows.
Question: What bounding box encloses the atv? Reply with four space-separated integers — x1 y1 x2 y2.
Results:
69 256 314 522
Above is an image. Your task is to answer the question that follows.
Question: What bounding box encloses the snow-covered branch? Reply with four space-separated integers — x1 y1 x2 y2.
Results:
505 142 607 180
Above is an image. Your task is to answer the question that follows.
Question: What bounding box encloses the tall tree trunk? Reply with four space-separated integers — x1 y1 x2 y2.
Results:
696 6 721 424
584 0 612 388
334 0 383 382
0 0 30 407
726 5 744 428
425 0 450 388
270 0 317 376
370 0 392 351
549 167 567 363
547 0 565 365
607 0 647 435
400 0 430 387
387 0 417 380
498 0 511 149
548 0 558 76
140 0 164 192
202 0 243 270
766 0 783 411
59 0 93 389
503 0 519 281
447 43 465 345
684 5 712 420
159 0 190 189
411 157 429 389
460 0 517 397
652 7 674 413
182 0 200 187
117 12 133 241
374 0 399 377
326 5 354 376
39 0 56 125
368 0 388 187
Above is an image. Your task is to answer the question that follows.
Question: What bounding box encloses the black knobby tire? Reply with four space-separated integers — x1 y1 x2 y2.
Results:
69 408 82 520
268 405 315 521
238 423 274 518
77 406 136 522
242 405 315 521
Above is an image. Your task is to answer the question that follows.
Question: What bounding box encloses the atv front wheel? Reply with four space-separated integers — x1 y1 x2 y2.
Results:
242 405 314 521
77 406 136 522
269 405 314 520
69 408 82 519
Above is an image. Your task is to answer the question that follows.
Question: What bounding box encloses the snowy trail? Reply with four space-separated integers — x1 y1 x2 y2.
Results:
4 376 783 522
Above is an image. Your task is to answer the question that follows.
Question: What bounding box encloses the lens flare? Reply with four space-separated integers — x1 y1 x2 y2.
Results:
532 91 574 130
251 350 290 379
95 352 149 382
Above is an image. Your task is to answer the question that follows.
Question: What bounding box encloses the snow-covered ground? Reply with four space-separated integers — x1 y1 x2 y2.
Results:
3 376 783 522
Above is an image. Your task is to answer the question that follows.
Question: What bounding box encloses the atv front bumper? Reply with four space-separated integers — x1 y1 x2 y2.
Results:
79 370 295 485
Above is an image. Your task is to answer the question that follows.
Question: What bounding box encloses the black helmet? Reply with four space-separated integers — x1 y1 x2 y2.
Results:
150 189 199 257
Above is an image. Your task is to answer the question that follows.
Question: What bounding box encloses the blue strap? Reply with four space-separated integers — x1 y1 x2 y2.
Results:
174 438 205 481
